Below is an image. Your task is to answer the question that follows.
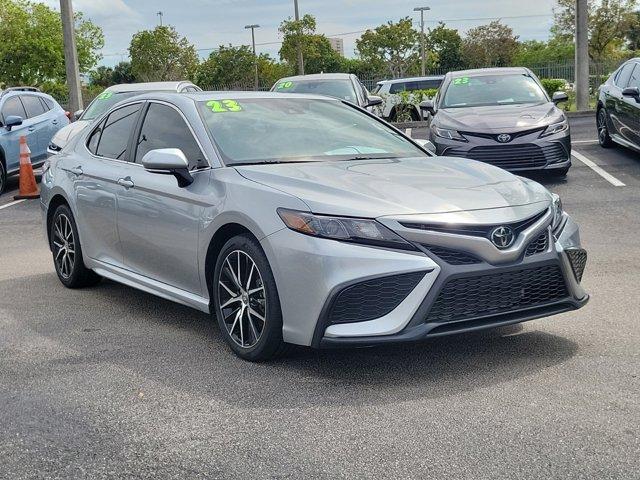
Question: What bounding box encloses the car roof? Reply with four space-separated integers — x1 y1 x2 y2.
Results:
377 76 445 85
446 67 530 78
276 73 353 82
104 81 197 93
124 91 344 104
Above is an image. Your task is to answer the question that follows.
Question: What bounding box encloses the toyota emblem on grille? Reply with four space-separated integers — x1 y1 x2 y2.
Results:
490 226 515 249
497 133 512 143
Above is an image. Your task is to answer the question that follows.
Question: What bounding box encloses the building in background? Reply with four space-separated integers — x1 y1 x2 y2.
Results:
328 37 344 57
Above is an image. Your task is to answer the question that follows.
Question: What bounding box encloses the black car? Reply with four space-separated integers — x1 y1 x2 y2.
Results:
421 67 571 176
597 58 640 152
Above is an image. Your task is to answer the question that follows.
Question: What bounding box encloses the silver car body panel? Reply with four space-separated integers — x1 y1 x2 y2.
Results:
40 91 588 348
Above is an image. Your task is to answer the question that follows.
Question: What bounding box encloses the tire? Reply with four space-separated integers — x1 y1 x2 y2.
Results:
0 160 6 195
50 204 101 288
597 108 614 148
213 234 290 361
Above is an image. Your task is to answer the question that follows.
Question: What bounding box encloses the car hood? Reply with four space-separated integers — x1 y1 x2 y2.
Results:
235 157 551 218
51 120 90 148
436 102 563 132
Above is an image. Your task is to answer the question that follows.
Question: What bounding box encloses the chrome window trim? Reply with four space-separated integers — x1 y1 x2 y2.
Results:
83 99 213 171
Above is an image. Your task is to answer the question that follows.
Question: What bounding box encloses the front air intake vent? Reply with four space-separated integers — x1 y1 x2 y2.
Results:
423 245 481 265
329 271 426 324
525 231 549 256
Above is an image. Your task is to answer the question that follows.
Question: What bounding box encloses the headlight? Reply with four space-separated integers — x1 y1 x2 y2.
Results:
277 209 416 251
551 193 566 234
541 118 569 137
431 125 467 142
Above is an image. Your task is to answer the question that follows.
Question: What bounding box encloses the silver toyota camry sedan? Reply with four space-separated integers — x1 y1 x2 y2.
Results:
40 92 589 361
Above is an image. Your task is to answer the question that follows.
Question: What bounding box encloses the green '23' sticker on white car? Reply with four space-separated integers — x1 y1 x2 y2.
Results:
206 100 243 113
97 91 114 100
452 77 470 86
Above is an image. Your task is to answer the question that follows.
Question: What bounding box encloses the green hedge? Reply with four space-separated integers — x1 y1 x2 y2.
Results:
540 78 567 97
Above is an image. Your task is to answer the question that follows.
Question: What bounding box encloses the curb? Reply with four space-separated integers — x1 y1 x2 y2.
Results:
392 121 428 129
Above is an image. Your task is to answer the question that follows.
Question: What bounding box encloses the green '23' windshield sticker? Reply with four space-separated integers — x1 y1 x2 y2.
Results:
206 99 243 113
97 91 113 100
276 81 294 89
452 77 470 86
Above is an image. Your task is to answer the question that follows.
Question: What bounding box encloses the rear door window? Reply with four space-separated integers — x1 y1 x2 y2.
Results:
2 96 27 120
95 103 142 160
615 63 635 88
22 95 47 118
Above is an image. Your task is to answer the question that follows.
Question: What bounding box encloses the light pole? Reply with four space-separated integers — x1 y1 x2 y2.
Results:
245 24 260 91
157 11 163 26
294 0 304 75
414 6 430 76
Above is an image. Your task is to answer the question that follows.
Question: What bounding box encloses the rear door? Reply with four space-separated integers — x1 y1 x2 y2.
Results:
115 101 209 295
70 102 144 267
0 95 37 173
20 94 50 161
621 64 640 147
607 62 635 138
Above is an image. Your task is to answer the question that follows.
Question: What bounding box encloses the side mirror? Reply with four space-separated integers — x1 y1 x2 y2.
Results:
414 138 437 154
552 91 569 104
5 115 23 131
419 99 435 117
622 86 640 100
74 109 84 120
366 95 383 108
141 148 194 187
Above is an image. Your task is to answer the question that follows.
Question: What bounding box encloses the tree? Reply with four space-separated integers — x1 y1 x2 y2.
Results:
356 17 419 78
112 61 135 84
90 66 114 87
278 14 342 74
0 0 104 86
461 21 519 67
514 39 575 66
552 0 638 60
627 11 640 49
426 22 464 71
129 26 198 82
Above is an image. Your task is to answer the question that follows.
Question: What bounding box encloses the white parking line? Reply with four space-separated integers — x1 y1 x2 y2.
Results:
572 139 599 145
405 128 412 137
0 199 26 211
571 150 626 187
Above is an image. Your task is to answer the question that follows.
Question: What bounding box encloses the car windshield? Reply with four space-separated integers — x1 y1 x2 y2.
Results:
274 79 357 102
442 74 548 108
81 91 144 120
197 97 426 165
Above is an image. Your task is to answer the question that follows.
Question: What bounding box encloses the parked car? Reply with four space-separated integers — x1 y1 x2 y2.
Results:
421 67 571 176
271 73 382 113
372 75 444 121
597 57 640 152
41 91 588 361
47 81 201 155
0 87 69 194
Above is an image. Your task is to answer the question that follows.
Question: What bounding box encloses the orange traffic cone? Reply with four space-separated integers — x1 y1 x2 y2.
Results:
14 136 40 200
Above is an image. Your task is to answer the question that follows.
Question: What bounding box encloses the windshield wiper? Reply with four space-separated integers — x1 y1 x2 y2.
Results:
340 155 400 161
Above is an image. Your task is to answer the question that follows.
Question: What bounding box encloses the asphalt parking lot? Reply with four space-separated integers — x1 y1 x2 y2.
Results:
1 116 639 479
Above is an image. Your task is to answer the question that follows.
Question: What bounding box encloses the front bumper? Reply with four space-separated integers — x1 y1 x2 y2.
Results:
431 127 572 172
262 211 588 348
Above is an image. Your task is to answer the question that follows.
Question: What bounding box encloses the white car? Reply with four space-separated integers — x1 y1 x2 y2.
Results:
47 81 201 155
373 76 444 121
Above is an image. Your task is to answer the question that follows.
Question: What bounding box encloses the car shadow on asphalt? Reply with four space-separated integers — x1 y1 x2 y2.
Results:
3 273 579 409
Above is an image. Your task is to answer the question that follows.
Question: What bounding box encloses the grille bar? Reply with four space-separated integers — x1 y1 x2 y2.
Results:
445 143 567 169
426 264 569 324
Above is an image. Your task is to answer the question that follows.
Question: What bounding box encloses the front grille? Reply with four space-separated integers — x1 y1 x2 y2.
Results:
423 245 481 265
329 271 425 324
565 249 587 282
426 265 569 324
460 127 545 141
401 209 547 239
525 231 549 256
445 143 567 170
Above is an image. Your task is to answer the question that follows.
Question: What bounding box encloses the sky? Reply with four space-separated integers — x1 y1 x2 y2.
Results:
44 0 560 66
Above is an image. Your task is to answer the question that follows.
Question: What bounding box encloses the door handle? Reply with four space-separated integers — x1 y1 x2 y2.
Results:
117 177 135 189
69 166 83 176
52 120 58 125
28 126 35 132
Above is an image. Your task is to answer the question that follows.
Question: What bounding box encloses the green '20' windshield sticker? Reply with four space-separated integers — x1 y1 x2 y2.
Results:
206 99 243 113
452 77 470 86
97 91 114 100
276 81 294 89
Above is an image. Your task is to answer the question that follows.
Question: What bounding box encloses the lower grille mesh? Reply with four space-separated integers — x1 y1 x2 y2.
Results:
329 271 425 324
424 245 481 265
427 265 568 324
566 249 587 282
445 143 566 169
